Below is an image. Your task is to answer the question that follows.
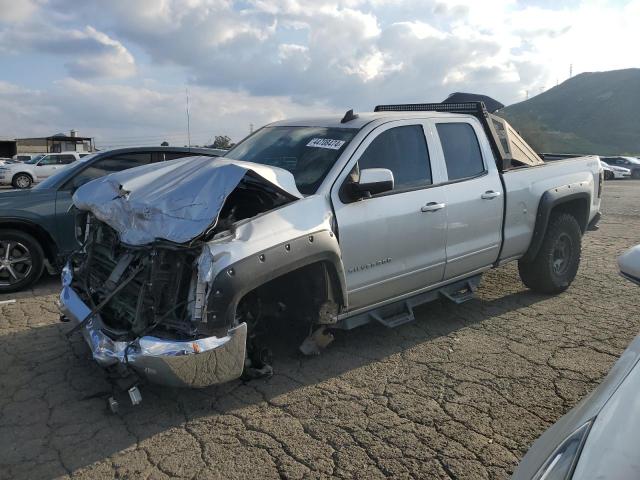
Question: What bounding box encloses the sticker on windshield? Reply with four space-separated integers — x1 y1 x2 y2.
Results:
306 138 346 150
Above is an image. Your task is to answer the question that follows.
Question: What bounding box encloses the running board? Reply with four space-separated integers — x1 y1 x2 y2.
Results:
439 277 480 304
334 274 484 330
370 301 415 328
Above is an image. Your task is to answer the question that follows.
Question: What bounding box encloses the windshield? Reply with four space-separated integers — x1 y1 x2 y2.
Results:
25 154 45 164
224 126 358 194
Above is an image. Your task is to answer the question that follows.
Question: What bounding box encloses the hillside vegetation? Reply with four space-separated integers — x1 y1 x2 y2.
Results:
498 68 640 155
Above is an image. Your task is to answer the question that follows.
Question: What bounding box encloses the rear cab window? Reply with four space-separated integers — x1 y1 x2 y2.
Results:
436 123 486 181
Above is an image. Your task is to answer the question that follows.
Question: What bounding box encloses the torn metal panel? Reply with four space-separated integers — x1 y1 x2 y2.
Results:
73 156 302 246
60 264 247 387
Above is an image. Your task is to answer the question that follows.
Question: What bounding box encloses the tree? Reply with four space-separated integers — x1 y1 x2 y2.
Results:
211 135 233 149
161 141 169 146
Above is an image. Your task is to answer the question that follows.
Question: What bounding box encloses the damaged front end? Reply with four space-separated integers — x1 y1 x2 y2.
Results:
60 157 302 388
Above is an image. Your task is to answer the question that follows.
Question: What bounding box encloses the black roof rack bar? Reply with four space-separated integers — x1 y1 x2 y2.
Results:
373 101 508 171
374 101 489 116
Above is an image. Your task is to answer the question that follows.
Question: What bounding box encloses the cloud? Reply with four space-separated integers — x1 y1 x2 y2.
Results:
0 79 334 145
0 0 40 23
0 23 135 78
2 0 639 142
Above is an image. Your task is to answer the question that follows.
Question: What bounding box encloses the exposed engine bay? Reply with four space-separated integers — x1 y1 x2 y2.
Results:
62 157 343 393
70 175 295 343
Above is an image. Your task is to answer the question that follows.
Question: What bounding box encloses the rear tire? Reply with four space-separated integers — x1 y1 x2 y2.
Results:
0 230 45 293
12 173 33 189
518 213 582 294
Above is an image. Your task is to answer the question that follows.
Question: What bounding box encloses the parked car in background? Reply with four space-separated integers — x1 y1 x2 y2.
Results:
12 154 38 162
600 159 630 180
0 146 223 292
601 156 640 178
0 152 84 189
512 244 640 480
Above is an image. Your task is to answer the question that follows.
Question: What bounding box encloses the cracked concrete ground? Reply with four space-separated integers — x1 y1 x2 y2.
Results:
1 180 640 480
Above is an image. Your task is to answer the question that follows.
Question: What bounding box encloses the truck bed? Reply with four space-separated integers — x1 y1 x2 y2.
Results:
500 155 602 262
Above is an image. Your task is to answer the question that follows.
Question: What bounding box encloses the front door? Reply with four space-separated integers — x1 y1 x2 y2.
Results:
332 121 448 311
35 155 61 179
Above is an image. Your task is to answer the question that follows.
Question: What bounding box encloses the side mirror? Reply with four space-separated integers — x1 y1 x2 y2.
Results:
354 168 394 198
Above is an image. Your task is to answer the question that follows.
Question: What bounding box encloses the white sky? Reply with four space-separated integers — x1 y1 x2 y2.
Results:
0 0 638 147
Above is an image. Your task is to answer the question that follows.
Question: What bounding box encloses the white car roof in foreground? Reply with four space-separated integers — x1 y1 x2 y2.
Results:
267 111 472 130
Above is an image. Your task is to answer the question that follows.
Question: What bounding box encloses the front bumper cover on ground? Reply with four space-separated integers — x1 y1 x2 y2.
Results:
59 265 247 388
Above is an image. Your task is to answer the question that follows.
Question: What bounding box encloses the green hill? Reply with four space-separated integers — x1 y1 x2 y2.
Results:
498 68 640 155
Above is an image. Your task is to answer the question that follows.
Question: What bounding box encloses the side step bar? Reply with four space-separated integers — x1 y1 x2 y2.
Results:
439 278 480 304
334 274 483 330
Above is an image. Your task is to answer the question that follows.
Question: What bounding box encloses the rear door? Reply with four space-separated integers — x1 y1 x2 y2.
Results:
57 154 77 169
332 121 448 311
431 120 504 280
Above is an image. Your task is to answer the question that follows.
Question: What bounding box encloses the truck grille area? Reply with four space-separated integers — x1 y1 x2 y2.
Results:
75 219 199 340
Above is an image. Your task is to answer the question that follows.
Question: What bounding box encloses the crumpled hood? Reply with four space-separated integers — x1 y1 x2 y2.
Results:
73 156 302 246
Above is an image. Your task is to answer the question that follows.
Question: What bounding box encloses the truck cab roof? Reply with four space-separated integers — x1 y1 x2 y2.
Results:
268 110 470 130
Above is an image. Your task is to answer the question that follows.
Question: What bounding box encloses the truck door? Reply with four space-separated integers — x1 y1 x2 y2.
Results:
432 120 504 280
332 121 448 311
35 155 61 179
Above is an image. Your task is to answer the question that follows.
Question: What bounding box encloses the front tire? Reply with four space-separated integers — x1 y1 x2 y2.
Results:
12 173 33 189
0 230 45 293
632 170 640 179
518 213 582 294
604 170 614 181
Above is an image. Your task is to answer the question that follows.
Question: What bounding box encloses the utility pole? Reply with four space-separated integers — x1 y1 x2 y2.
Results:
525 90 529 100
249 123 254 134
569 63 573 78
185 87 191 147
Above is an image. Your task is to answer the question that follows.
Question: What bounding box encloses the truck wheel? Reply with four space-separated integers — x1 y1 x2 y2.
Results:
0 230 45 293
12 173 33 189
518 213 582 294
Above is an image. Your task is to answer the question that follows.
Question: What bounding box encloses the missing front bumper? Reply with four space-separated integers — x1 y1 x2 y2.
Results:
59 265 247 388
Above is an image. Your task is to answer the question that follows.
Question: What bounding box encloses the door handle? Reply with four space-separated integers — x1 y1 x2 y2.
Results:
481 190 501 200
421 202 446 213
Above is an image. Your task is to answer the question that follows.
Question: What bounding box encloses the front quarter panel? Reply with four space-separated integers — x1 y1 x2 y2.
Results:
200 195 346 324
0 190 58 232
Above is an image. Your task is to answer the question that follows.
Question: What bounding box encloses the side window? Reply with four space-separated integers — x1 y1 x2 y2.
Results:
358 125 431 190
59 155 76 164
436 123 485 181
38 155 58 165
62 152 152 190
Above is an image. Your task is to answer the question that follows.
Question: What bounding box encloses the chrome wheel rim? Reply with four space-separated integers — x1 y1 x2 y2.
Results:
0 241 33 286
15 175 30 188
552 233 572 276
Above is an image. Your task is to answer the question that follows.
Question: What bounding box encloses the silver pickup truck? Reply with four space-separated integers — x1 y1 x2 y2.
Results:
60 102 602 389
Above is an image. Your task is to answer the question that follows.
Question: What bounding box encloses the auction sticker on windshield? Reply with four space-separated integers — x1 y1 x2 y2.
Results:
306 138 346 150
